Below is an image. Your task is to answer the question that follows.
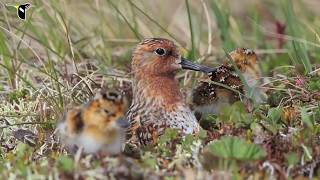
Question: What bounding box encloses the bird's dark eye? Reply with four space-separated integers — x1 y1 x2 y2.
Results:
155 48 166 56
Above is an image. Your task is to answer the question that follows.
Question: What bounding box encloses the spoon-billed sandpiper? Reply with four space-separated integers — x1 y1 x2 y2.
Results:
126 38 215 146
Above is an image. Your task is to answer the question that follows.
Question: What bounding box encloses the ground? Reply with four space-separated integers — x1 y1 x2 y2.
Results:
0 0 320 179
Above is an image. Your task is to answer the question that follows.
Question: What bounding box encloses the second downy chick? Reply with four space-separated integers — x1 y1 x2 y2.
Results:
191 48 265 117
58 91 129 154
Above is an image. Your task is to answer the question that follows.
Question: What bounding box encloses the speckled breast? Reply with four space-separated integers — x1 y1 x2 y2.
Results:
126 99 199 145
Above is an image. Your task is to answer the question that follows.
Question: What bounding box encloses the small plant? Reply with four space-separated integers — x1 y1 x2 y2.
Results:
260 107 284 134
199 114 218 130
267 107 282 123
267 91 287 107
141 152 158 170
154 128 180 157
218 102 252 127
7 88 30 102
308 77 320 91
57 155 74 173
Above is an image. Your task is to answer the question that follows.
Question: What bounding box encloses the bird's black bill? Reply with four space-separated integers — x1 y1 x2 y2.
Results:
180 57 216 73
116 117 130 128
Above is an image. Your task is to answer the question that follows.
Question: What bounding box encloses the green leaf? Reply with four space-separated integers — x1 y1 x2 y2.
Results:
57 155 74 173
285 152 299 166
308 77 320 91
207 136 266 161
141 152 157 170
267 107 282 123
158 128 179 144
16 143 28 159
198 129 208 140
181 134 196 152
199 114 217 131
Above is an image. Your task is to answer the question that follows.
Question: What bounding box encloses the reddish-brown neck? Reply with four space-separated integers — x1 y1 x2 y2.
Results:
134 72 183 107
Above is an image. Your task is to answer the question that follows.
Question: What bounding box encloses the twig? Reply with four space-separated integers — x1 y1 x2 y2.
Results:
0 122 53 129
309 68 320 75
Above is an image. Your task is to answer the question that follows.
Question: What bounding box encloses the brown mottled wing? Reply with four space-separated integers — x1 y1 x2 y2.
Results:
126 102 166 146
126 102 149 146
125 106 139 140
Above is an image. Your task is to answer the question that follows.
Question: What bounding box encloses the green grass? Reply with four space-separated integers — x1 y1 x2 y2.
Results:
0 0 320 179
282 0 313 74
210 0 235 52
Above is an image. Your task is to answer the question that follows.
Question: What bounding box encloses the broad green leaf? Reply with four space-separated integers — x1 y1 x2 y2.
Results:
207 136 266 161
267 107 282 123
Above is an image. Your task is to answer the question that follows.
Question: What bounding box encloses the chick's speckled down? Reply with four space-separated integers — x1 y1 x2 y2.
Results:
192 48 264 116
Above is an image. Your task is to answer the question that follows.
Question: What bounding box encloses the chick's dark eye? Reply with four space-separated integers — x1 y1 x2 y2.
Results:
103 109 110 114
155 48 166 56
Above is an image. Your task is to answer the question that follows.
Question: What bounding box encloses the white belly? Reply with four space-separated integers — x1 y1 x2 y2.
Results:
167 105 200 134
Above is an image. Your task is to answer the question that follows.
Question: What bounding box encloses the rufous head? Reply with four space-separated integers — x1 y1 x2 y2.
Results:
132 38 215 78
